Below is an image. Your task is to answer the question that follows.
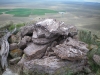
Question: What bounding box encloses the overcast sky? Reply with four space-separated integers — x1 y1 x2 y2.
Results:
0 0 100 3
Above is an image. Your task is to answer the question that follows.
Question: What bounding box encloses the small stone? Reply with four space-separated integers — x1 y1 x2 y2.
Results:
18 36 31 49
9 35 18 43
9 43 18 51
9 57 21 64
10 49 23 58
24 43 48 59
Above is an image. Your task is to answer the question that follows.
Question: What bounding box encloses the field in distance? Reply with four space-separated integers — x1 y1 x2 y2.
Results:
0 8 58 17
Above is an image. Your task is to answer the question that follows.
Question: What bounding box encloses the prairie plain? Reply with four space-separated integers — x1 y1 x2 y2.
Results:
0 1 100 35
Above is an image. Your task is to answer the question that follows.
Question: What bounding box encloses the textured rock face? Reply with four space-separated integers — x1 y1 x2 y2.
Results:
52 38 89 60
23 56 86 75
24 43 48 59
36 19 77 36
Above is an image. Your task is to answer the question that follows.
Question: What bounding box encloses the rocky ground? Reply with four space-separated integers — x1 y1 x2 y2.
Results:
0 19 100 75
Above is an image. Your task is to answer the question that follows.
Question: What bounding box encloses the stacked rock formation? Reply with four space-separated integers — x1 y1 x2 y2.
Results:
8 19 89 75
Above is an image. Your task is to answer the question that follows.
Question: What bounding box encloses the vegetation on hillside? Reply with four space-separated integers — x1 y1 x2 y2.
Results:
79 30 100 75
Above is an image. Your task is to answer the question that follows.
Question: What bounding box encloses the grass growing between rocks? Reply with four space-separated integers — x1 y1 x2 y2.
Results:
79 30 100 75
8 23 25 31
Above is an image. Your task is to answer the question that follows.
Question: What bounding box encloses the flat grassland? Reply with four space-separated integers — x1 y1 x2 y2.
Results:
0 8 58 17
0 2 100 35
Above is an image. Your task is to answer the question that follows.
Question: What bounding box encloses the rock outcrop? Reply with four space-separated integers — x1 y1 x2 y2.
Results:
0 19 89 75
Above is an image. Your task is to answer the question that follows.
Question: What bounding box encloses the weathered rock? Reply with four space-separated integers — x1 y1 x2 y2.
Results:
9 43 18 51
10 49 23 58
52 38 89 60
9 57 21 64
23 56 86 75
17 54 28 66
93 54 100 66
24 43 48 59
18 40 26 50
9 35 18 43
19 25 34 37
32 36 58 45
35 27 56 39
36 19 77 37
18 36 31 49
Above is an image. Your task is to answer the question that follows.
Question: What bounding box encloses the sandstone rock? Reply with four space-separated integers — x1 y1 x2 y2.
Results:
19 25 34 37
24 43 48 59
52 38 89 60
9 57 21 64
10 49 23 58
9 43 18 51
93 54 100 66
23 56 86 75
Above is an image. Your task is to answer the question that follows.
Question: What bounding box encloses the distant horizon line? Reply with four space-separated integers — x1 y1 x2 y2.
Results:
0 1 100 3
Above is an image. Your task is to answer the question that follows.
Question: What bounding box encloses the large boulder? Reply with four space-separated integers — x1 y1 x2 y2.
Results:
36 19 77 37
23 56 86 75
24 43 48 59
52 38 89 60
32 27 59 45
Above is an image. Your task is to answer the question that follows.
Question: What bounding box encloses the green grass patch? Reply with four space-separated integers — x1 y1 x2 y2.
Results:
6 8 32 17
31 9 58 15
5 8 58 17
8 23 25 31
0 12 2 14
0 9 10 15
78 30 100 74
